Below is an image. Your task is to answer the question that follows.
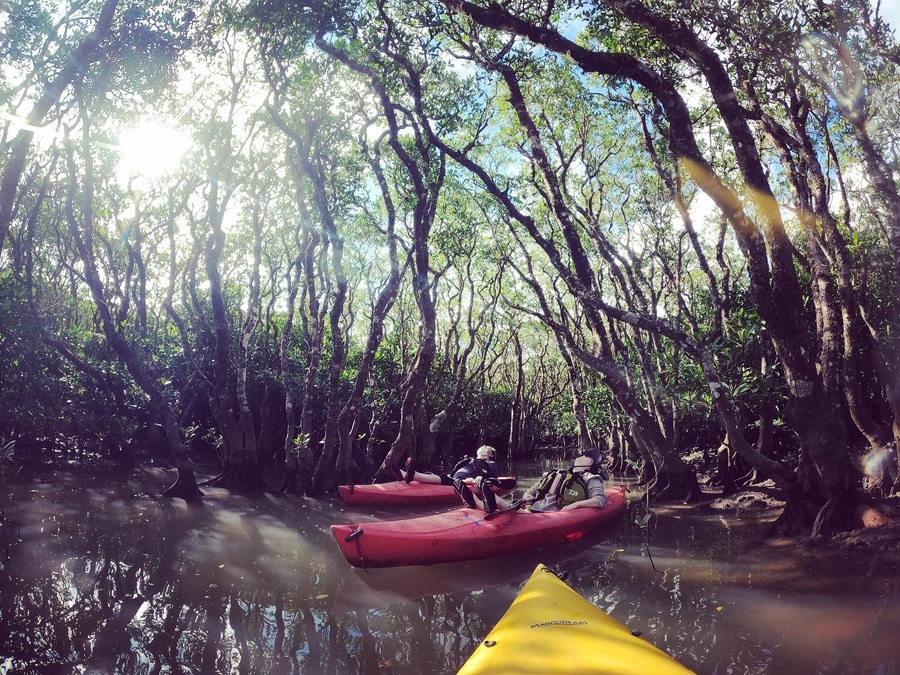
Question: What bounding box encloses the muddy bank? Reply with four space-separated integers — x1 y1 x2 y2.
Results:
688 479 900 554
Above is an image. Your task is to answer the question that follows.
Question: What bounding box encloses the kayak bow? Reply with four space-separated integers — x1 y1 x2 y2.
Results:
457 563 694 674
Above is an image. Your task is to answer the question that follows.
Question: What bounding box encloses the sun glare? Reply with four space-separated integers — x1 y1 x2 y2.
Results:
117 120 191 180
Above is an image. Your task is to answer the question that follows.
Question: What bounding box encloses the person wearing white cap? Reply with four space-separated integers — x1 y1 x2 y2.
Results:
400 445 502 506
521 450 608 512
401 445 499 481
463 449 608 516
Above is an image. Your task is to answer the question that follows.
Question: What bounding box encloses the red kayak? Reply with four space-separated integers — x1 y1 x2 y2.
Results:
338 477 516 507
331 486 626 568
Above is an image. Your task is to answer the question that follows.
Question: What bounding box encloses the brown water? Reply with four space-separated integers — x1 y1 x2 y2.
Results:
0 468 897 674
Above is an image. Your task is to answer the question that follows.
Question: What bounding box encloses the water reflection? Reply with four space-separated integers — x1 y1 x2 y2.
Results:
0 469 898 674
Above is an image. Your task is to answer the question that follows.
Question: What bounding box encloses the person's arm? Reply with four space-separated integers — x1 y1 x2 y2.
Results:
560 476 607 510
521 470 551 505
561 496 604 510
521 482 538 505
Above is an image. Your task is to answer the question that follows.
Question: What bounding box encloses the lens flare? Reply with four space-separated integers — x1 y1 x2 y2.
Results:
861 445 892 476
801 33 866 123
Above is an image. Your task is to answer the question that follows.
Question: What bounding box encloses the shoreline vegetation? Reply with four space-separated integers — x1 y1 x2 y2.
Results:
2 0 899 549
5 457 900 556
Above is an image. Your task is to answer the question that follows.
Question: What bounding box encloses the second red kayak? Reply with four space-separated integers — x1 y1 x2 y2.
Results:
331 486 627 568
338 477 516 507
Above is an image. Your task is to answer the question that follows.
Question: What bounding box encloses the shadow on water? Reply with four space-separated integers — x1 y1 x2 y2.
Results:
0 468 898 674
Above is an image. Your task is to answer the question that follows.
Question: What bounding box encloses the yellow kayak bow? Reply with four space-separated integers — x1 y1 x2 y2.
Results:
457 563 694 674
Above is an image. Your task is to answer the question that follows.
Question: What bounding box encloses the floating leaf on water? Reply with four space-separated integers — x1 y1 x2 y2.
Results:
716 606 724 612
316 594 328 599
614 548 625 552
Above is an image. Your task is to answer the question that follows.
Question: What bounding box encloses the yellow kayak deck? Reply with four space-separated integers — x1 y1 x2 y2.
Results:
458 564 694 675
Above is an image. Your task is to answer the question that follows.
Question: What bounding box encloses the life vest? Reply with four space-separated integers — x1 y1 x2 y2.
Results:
531 469 590 508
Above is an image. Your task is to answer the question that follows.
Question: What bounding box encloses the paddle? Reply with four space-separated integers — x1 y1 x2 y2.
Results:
483 499 526 521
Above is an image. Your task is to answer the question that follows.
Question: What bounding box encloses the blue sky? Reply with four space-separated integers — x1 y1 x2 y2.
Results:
884 2 900 34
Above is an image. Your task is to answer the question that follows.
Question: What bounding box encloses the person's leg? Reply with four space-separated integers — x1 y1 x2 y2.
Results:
452 478 478 508
453 478 517 512
400 469 443 484
474 477 498 514
486 490 515 511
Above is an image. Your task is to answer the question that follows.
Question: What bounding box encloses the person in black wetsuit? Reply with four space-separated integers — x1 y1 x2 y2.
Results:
402 446 521 511
401 445 500 486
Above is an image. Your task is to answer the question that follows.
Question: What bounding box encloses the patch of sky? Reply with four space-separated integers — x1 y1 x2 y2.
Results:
882 1 900 34
557 3 589 41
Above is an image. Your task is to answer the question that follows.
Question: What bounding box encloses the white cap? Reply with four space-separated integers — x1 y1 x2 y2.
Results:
573 454 595 471
476 446 496 460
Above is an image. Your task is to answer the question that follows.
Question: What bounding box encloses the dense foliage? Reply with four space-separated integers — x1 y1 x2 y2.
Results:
1 0 898 535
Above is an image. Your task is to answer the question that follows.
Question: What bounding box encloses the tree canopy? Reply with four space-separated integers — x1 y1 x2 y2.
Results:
1 0 898 537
